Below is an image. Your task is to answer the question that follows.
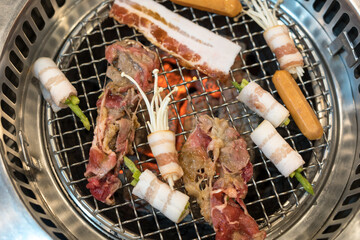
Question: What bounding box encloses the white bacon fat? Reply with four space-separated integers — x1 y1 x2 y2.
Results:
132 169 189 223
250 120 304 177
237 81 289 127
33 57 77 112
147 130 184 182
263 25 304 75
110 0 241 80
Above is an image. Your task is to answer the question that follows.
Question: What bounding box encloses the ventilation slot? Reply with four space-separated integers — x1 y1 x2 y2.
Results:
350 179 360 190
332 13 349 36
41 0 55 18
323 1 340 24
9 51 23 73
54 232 68 240
347 27 358 43
7 152 22 168
13 171 29 185
322 224 341 234
20 185 36 199
30 202 46 214
313 0 327 12
2 118 16 136
56 0 66 7
355 42 360 59
31 8 45 30
5 67 19 88
1 100 16 120
2 83 17 104
3 134 18 151
342 192 360 205
15 36 29 58
41 217 57 228
333 208 352 220
22 21 36 43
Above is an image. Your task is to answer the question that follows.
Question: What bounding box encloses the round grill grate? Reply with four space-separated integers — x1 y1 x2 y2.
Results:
1 0 360 240
47 1 331 239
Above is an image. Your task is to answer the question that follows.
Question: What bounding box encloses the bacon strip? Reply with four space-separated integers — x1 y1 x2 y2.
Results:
263 25 304 75
109 0 241 80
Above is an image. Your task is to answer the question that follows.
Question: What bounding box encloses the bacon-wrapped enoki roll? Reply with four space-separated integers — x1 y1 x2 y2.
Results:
251 120 314 194
124 157 189 223
243 0 304 79
233 79 290 127
33 57 90 130
121 70 183 189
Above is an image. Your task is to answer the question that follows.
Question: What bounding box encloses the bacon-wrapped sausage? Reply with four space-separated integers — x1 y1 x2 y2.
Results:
243 0 304 78
33 57 90 130
251 120 314 194
233 79 290 128
121 69 183 189
124 157 189 223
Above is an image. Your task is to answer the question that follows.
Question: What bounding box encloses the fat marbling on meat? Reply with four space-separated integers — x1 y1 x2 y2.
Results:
85 40 160 205
109 0 241 81
179 115 265 240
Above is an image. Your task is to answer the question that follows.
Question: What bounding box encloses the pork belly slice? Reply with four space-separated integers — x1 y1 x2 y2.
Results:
109 0 241 80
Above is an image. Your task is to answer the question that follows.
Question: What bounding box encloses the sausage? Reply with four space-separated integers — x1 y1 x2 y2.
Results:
272 70 323 140
170 0 242 17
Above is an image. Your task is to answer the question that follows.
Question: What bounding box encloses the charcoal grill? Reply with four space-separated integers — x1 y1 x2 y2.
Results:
0 0 359 239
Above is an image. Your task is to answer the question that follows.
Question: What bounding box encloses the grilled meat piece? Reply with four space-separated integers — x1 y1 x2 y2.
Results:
179 115 265 239
85 40 159 205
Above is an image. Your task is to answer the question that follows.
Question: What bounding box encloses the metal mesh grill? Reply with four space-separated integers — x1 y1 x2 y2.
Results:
45 0 332 239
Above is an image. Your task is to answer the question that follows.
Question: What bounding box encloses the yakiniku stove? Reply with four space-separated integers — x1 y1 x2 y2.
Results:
0 0 359 239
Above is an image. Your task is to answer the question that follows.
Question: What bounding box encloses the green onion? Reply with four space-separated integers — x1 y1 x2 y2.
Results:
65 96 90 131
124 156 142 186
232 79 249 92
290 167 314 195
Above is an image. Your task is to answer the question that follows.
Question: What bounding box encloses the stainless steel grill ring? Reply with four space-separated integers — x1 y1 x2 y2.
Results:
0 0 359 239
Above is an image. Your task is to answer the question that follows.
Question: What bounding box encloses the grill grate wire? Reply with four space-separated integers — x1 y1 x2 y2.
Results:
45 0 332 239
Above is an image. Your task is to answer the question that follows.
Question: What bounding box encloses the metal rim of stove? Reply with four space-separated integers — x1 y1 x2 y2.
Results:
0 0 359 240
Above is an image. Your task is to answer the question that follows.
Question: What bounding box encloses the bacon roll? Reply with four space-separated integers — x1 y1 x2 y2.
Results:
263 25 304 75
243 0 304 78
132 169 189 223
250 120 304 177
147 130 182 183
235 80 290 128
110 0 241 80
33 57 77 112
121 69 183 189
